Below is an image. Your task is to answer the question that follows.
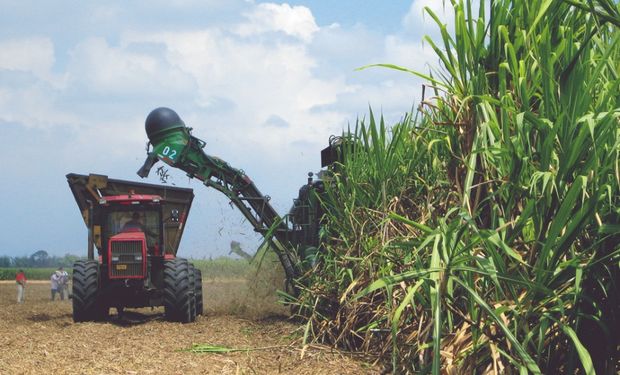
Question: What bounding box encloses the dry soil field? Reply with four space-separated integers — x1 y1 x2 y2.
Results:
0 280 378 374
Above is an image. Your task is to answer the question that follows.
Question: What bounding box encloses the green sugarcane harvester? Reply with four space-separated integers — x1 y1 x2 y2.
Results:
138 107 345 289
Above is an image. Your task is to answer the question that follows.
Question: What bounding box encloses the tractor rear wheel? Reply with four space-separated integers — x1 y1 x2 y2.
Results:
195 268 204 316
163 258 192 323
72 260 107 322
188 263 197 322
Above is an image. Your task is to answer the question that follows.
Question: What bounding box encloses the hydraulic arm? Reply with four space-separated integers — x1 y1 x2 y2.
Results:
137 107 300 282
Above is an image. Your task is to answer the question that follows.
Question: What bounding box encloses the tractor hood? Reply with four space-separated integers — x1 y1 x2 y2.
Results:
66 173 194 256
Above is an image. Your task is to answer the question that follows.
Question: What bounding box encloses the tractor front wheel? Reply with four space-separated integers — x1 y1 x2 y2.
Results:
72 260 107 322
163 258 193 323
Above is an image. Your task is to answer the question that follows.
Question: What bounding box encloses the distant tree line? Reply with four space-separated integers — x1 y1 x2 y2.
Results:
0 250 84 268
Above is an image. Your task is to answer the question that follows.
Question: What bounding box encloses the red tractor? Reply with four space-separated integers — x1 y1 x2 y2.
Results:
67 173 202 323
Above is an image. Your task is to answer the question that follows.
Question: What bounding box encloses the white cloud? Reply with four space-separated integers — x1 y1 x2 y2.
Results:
0 37 53 74
0 36 66 86
235 3 319 42
123 28 350 159
90 4 123 22
67 37 195 96
0 7 350 167
0 2 442 166
0 3 439 155
0 86 80 129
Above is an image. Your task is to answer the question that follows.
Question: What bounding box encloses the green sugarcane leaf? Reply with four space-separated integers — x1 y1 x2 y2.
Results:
484 231 526 264
452 278 541 374
354 268 436 299
391 279 424 371
559 324 595 375
537 175 587 274
388 212 434 234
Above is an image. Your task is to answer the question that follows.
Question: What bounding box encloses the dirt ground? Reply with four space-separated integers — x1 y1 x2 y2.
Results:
0 281 378 374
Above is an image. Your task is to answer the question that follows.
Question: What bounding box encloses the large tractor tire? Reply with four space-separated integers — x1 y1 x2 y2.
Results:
188 263 197 322
163 258 193 323
72 260 108 322
195 268 204 316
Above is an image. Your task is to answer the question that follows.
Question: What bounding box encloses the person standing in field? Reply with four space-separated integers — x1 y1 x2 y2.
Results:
50 271 62 301
58 267 70 300
16 269 27 303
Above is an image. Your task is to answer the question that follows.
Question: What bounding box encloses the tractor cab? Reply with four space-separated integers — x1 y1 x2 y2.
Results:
98 193 164 279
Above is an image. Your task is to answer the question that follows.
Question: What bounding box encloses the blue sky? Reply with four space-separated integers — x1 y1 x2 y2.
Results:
0 0 454 259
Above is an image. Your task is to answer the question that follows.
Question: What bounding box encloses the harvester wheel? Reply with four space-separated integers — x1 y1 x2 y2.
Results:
72 260 106 322
195 268 204 316
188 263 197 322
163 258 192 323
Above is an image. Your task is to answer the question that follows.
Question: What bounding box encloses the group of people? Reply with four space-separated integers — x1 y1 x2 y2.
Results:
14 266 70 303
50 267 70 301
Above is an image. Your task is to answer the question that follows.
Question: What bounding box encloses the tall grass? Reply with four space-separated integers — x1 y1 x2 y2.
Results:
0 268 67 280
296 0 620 373
190 257 252 280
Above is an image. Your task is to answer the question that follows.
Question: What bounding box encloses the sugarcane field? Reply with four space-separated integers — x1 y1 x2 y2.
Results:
1 1 619 374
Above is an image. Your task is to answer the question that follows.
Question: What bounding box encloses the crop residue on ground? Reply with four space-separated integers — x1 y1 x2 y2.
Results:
0 281 377 374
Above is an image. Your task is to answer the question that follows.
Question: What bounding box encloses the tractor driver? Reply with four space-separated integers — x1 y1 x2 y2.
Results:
122 213 159 253
122 212 145 232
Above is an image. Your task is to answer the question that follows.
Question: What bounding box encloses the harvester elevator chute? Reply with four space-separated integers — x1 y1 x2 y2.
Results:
137 107 302 285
